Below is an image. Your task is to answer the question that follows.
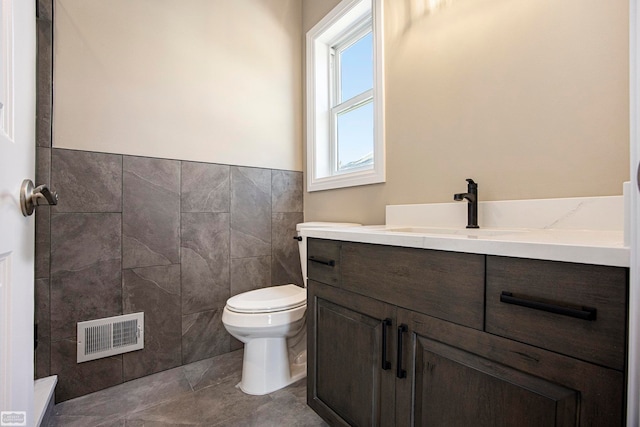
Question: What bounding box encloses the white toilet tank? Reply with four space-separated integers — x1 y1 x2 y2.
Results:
295 222 361 287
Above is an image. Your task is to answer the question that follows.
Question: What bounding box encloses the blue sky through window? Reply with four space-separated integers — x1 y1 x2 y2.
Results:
337 31 374 170
340 32 373 102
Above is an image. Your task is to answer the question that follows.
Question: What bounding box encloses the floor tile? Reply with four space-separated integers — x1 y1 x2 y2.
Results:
53 366 191 418
49 350 326 427
181 350 243 391
49 415 125 427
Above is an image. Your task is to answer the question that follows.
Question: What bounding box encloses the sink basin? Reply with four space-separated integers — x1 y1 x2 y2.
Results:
385 227 526 237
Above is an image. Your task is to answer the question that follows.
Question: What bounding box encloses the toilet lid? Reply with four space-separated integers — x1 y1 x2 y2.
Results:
226 284 306 313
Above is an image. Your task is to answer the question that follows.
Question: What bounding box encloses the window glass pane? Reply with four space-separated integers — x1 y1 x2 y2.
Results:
337 101 374 172
340 31 373 103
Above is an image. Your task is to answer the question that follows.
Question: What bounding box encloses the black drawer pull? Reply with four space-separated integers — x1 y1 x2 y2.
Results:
500 291 597 321
381 318 392 370
308 256 335 267
396 324 408 379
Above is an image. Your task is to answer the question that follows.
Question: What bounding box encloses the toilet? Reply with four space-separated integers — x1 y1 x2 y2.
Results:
222 222 360 395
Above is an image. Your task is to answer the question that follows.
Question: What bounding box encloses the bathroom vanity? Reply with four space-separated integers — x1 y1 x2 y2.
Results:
302 197 630 426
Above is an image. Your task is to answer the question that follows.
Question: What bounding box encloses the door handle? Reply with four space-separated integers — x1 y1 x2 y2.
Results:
500 291 597 321
308 256 335 267
396 324 408 379
381 318 392 370
20 179 58 216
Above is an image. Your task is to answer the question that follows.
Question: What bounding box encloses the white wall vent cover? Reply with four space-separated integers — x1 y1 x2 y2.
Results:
77 312 144 363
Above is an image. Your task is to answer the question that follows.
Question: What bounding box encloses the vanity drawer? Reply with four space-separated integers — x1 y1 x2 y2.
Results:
485 256 628 370
341 242 485 330
307 238 342 287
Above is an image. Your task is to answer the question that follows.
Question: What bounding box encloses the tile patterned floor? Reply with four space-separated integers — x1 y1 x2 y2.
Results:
48 350 328 426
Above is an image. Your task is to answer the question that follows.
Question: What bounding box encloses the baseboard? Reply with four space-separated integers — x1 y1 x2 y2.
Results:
34 375 57 427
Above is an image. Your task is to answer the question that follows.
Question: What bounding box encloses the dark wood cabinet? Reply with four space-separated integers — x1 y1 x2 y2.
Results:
308 238 343 287
396 308 624 426
306 238 628 427
307 279 396 426
485 256 628 370
340 242 485 330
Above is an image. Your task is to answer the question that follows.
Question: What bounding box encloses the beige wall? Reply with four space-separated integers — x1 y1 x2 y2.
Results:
303 0 630 225
54 0 303 171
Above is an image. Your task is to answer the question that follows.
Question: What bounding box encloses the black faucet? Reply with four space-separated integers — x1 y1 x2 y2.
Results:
454 179 479 229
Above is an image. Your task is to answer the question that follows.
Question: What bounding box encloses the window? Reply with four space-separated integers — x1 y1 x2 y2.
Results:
306 0 384 192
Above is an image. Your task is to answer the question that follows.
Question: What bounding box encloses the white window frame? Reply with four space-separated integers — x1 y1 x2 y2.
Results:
331 20 373 174
306 0 385 192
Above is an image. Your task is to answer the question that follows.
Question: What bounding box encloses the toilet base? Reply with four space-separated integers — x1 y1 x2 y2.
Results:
238 337 307 395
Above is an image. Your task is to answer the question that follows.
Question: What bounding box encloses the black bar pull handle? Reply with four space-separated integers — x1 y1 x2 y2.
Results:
500 291 597 321
381 318 392 370
308 256 336 267
396 324 408 379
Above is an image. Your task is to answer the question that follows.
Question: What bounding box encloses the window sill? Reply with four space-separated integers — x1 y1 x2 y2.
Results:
307 167 385 192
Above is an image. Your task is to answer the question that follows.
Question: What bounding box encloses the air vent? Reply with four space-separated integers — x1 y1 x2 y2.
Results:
77 313 144 363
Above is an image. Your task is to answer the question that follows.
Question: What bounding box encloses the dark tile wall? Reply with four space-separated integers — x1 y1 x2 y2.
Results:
35 149 304 401
122 265 182 381
34 0 53 381
34 0 304 402
123 157 180 269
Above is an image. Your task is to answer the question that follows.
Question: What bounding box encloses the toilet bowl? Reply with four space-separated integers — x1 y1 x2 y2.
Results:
223 285 307 395
221 222 360 395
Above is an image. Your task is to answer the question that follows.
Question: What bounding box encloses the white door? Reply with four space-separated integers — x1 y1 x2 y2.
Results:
630 0 640 425
0 1 36 426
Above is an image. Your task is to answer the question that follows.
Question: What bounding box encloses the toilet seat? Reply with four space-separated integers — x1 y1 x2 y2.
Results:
226 284 306 314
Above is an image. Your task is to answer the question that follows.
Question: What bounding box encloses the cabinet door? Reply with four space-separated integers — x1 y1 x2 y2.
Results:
396 308 624 427
308 280 396 426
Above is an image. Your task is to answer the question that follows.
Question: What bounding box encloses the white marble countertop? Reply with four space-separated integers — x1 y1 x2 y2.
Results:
300 225 629 267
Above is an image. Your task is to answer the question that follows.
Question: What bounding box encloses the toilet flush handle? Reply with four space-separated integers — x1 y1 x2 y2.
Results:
293 236 303 241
